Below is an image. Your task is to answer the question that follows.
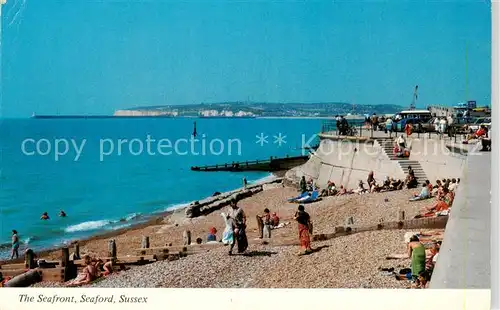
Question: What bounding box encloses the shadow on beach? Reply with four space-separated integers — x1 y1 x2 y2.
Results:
301 245 330 256
241 250 278 257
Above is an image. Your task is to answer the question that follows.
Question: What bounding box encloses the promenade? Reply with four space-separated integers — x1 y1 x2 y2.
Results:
430 152 491 288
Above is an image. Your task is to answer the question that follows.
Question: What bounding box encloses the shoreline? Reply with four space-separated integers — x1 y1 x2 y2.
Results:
0 172 283 264
31 185 441 288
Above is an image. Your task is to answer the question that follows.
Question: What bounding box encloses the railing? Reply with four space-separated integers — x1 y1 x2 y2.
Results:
320 119 368 137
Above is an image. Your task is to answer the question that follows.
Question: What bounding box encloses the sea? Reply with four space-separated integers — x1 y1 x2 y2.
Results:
0 117 323 258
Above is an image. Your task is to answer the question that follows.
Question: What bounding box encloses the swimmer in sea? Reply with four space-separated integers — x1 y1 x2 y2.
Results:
40 212 50 220
59 210 66 217
11 230 19 259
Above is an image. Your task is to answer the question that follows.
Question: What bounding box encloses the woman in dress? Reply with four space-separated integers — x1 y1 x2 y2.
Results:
294 205 313 255
221 212 234 246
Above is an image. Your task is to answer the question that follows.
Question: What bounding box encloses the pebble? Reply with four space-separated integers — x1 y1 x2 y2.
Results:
32 187 439 288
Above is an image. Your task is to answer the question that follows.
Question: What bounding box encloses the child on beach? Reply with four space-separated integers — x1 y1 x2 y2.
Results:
259 208 272 239
271 212 280 227
207 227 217 242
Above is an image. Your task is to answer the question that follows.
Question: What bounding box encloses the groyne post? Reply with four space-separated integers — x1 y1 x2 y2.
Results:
141 236 150 249
25 249 36 269
61 247 69 268
398 211 405 221
183 231 191 246
61 247 76 281
108 239 117 259
74 243 80 260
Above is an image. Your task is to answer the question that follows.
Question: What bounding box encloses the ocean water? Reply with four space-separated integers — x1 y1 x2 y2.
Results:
0 118 321 258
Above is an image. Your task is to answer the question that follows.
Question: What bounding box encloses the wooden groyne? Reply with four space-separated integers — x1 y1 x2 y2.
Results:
190 155 309 172
185 178 283 218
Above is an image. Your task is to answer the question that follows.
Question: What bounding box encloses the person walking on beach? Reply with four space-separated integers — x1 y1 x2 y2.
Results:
294 205 313 255
221 213 234 245
243 177 248 189
228 199 248 255
11 230 19 259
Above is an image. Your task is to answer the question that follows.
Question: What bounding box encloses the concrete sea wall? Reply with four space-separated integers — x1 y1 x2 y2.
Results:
286 134 467 189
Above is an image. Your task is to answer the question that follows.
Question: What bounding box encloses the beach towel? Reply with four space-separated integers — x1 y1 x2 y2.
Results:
221 213 234 245
288 192 309 202
296 191 320 203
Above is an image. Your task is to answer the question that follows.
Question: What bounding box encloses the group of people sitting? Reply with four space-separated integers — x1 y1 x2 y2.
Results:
387 232 442 288
314 168 423 198
413 178 458 218
66 254 113 287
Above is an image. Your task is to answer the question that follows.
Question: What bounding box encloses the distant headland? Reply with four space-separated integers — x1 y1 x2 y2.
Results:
30 102 404 119
113 102 404 118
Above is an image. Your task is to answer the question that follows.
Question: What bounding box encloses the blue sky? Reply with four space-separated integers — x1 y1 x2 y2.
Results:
0 0 491 117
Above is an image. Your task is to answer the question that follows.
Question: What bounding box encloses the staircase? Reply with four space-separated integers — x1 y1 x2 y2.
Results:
375 137 428 181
